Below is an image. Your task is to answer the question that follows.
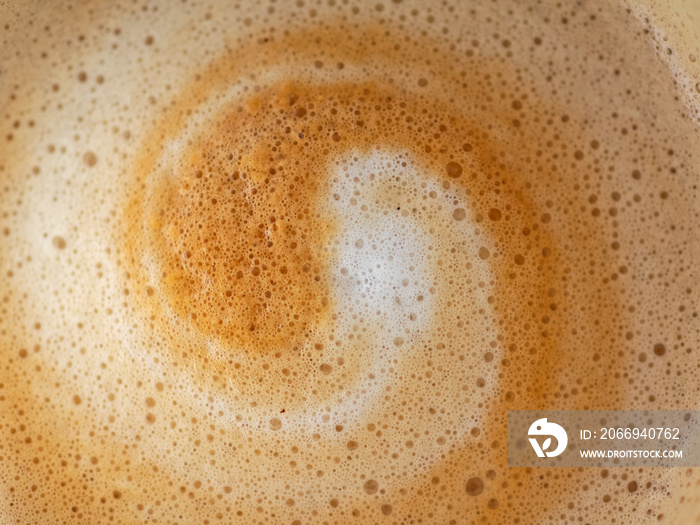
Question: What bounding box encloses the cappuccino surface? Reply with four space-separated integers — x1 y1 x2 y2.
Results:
0 0 699 523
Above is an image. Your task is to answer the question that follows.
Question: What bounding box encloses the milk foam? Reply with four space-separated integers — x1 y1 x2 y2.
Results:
0 0 699 523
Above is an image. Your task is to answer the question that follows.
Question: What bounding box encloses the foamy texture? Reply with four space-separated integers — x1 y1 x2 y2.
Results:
0 0 699 523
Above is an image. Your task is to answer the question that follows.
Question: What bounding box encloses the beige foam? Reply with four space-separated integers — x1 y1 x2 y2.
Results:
0 0 698 523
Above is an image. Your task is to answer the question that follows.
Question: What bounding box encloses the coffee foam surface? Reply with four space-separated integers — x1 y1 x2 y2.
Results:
0 0 699 523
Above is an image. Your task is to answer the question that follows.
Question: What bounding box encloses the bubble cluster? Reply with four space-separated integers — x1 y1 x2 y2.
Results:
0 0 699 524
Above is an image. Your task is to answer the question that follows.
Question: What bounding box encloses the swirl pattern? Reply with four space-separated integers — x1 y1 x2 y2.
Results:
1 0 699 523
118 20 619 522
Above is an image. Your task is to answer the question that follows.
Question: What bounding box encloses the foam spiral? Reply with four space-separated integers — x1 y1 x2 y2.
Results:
118 22 619 522
1 1 698 523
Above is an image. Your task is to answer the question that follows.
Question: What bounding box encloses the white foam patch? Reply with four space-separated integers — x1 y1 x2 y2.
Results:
304 149 502 476
330 151 435 352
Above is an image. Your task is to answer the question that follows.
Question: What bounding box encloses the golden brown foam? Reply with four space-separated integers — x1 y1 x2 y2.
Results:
140 103 338 354
0 0 699 523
